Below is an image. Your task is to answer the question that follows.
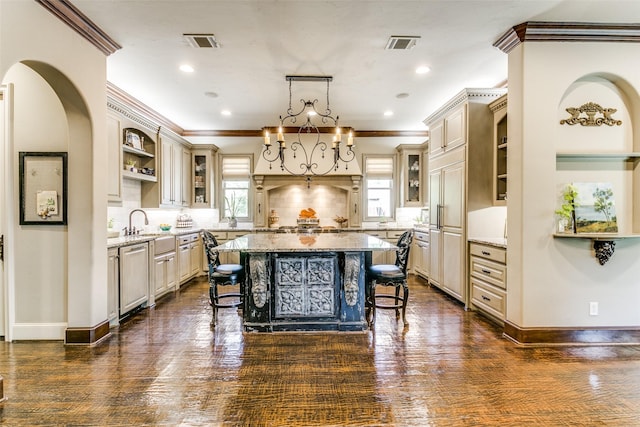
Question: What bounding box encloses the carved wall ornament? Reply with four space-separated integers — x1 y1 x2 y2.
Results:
560 102 622 127
594 240 616 265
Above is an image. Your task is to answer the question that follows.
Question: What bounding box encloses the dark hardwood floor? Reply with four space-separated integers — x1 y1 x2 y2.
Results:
1 275 640 426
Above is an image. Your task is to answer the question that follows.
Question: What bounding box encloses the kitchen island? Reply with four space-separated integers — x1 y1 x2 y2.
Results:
215 232 396 332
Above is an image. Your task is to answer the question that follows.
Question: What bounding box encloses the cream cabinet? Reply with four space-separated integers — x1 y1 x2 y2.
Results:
469 242 507 323
424 88 506 306
490 94 508 205
141 132 190 208
428 148 465 301
153 235 177 299
412 229 429 279
428 103 466 157
397 146 423 207
160 139 183 206
181 148 191 206
189 236 202 277
107 248 119 326
177 232 202 285
119 242 150 316
192 148 214 208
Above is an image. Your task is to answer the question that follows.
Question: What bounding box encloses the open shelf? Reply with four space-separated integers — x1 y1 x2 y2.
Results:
123 145 154 158
556 152 640 160
122 169 157 182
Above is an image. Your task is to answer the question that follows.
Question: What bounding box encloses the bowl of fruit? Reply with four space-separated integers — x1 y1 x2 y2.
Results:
159 223 172 232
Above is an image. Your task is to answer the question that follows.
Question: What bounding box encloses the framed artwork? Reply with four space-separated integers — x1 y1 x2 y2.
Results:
125 130 143 150
573 182 618 233
19 152 68 225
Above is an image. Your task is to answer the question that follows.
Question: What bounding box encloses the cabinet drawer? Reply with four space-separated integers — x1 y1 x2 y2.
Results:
386 230 406 240
365 231 385 238
178 233 199 245
227 231 247 239
471 277 505 319
470 255 506 289
414 230 429 243
469 243 506 264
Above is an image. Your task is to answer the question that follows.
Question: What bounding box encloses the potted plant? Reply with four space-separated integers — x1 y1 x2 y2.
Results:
225 193 239 228
555 184 579 233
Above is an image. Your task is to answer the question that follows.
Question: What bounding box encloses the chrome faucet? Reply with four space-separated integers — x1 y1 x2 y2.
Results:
126 209 149 236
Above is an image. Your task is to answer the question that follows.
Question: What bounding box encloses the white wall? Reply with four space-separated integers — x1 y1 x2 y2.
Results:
1 1 108 339
507 41 640 328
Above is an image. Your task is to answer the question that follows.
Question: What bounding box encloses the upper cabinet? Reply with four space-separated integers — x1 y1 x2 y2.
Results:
192 147 217 208
142 132 190 208
428 103 467 157
490 94 508 205
397 145 424 207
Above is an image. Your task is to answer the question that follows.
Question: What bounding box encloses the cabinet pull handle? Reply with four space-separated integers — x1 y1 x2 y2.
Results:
258 203 261 214
354 203 357 214
482 295 491 301
481 250 491 256
481 269 491 275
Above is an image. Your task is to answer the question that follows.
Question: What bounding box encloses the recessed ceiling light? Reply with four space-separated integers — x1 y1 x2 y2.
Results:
221 110 231 116
384 110 394 117
179 64 194 73
416 65 431 75
396 93 410 99
204 91 218 98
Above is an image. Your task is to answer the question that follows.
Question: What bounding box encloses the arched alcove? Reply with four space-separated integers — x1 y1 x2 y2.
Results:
2 60 96 340
555 73 640 235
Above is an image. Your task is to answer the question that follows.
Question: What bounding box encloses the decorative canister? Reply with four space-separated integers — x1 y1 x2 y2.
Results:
269 210 280 228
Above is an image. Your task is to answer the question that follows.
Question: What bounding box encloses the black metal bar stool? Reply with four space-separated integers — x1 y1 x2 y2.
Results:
201 230 244 326
366 230 414 326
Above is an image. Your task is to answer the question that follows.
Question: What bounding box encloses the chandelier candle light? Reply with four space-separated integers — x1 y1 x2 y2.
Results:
262 75 355 187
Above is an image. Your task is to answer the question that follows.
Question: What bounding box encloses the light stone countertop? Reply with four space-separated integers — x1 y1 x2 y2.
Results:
214 232 397 253
468 237 507 249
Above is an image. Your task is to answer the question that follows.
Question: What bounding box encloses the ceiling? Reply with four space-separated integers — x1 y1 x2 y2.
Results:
72 0 640 148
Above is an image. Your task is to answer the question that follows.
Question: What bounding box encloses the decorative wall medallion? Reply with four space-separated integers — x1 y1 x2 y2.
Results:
560 102 622 126
250 254 268 308
343 253 360 306
594 240 616 265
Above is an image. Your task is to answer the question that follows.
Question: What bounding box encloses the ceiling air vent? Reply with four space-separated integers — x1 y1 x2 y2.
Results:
385 35 420 50
183 34 220 48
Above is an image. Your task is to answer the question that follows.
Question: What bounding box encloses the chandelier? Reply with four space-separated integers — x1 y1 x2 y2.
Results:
262 75 355 184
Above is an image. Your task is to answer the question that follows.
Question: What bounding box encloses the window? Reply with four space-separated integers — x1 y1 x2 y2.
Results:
221 156 251 220
364 155 394 221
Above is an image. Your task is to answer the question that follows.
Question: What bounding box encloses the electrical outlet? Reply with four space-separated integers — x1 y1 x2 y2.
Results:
590 302 599 316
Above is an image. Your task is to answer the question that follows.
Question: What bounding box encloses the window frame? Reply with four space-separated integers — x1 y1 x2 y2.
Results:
362 154 396 222
219 154 253 223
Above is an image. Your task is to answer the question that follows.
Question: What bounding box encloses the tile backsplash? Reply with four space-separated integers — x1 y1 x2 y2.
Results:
267 184 348 227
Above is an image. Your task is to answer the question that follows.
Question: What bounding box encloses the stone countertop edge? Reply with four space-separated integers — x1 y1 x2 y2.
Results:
107 225 417 249
468 237 507 249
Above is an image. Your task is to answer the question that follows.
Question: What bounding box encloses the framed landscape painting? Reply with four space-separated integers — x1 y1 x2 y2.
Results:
573 182 618 233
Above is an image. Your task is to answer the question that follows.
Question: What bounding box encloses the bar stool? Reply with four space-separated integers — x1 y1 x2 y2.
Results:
366 230 414 326
201 230 244 326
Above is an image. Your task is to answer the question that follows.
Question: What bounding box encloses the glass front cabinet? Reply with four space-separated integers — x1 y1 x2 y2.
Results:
191 148 215 208
397 145 424 207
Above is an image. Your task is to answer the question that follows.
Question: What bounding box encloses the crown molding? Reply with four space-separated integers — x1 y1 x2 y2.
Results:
424 88 507 125
494 21 640 54
36 0 121 55
182 129 429 138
